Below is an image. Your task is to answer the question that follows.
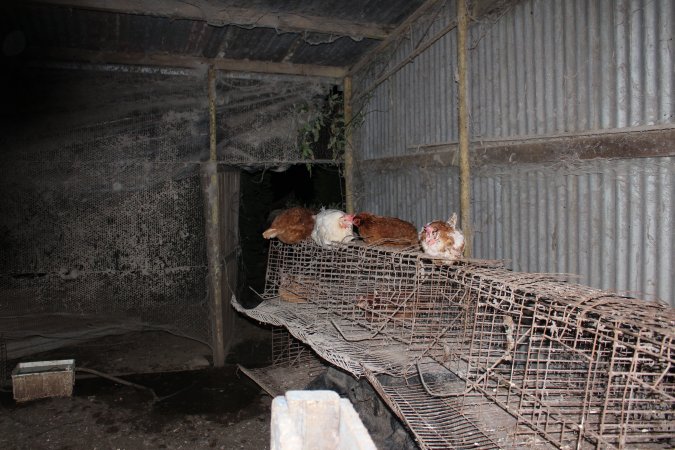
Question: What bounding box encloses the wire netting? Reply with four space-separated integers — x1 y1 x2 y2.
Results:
1 67 339 360
0 68 212 344
240 239 675 449
215 72 337 168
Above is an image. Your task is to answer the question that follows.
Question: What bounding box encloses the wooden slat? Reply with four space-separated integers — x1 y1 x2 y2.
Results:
30 0 392 40
30 47 347 79
359 127 675 171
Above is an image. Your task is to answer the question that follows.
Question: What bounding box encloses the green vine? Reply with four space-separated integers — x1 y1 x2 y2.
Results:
297 91 344 175
297 88 369 175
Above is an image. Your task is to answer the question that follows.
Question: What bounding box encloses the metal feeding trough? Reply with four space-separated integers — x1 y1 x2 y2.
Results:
11 359 75 402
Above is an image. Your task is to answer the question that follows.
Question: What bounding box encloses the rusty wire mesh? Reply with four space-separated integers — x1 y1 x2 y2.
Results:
259 240 488 358
271 326 321 369
435 266 675 449
246 239 675 449
237 327 326 399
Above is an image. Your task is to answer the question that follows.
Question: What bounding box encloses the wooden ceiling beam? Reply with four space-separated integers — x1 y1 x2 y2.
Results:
30 47 347 79
30 0 391 40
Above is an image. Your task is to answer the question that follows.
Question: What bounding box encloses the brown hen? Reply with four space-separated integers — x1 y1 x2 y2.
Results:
262 207 315 244
351 212 419 248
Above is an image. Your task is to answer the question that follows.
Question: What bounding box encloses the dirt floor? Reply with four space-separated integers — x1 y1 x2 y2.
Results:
1 324 274 450
1 320 413 450
1 366 272 450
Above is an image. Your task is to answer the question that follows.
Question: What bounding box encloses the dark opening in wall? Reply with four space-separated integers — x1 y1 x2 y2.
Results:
237 165 344 309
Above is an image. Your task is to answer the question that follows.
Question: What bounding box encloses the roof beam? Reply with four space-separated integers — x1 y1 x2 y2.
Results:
30 0 391 40
30 47 347 79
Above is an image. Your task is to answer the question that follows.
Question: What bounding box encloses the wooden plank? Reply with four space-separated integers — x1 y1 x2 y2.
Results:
456 0 472 257
203 66 225 368
30 47 347 79
359 128 675 171
30 0 391 40
471 127 675 165
343 76 355 214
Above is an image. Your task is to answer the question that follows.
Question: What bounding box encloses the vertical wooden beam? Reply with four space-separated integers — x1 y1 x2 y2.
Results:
202 65 225 367
209 66 218 162
343 76 355 214
457 0 472 257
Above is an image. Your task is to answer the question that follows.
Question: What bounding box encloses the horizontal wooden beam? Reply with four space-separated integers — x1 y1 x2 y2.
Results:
30 0 391 40
472 127 675 166
360 127 675 171
29 47 347 79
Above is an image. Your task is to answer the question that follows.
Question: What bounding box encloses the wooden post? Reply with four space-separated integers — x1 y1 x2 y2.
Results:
202 65 225 367
343 76 355 214
457 0 472 257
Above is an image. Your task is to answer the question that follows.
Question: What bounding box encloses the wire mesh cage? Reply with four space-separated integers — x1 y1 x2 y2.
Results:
259 240 483 359
432 266 675 449
254 240 675 449
271 326 320 369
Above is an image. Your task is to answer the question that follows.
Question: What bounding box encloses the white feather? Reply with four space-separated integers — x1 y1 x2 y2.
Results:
311 208 354 248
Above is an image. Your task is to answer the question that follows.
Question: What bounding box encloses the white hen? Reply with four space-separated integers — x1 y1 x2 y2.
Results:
311 208 355 247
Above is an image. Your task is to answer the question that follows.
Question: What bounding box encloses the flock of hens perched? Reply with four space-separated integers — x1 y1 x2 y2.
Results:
262 206 465 261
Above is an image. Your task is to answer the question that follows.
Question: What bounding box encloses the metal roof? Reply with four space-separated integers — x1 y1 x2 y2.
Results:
1 0 430 76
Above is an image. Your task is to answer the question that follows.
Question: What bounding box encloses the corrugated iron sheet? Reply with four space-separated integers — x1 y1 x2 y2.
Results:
469 0 674 137
356 158 674 307
352 0 674 306
354 0 673 158
354 0 458 160
472 157 674 306
356 164 461 233
1 4 384 67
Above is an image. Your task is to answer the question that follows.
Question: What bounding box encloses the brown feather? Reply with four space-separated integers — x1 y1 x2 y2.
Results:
352 212 419 248
262 207 315 244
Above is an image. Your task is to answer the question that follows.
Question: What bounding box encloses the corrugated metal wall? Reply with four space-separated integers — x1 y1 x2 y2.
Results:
469 0 673 136
355 164 461 226
473 158 674 304
354 0 458 159
352 0 674 305
354 0 673 155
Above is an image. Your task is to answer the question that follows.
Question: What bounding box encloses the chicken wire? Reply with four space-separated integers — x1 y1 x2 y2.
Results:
237 327 327 399
0 68 213 345
215 73 337 169
238 239 675 449
258 240 496 360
